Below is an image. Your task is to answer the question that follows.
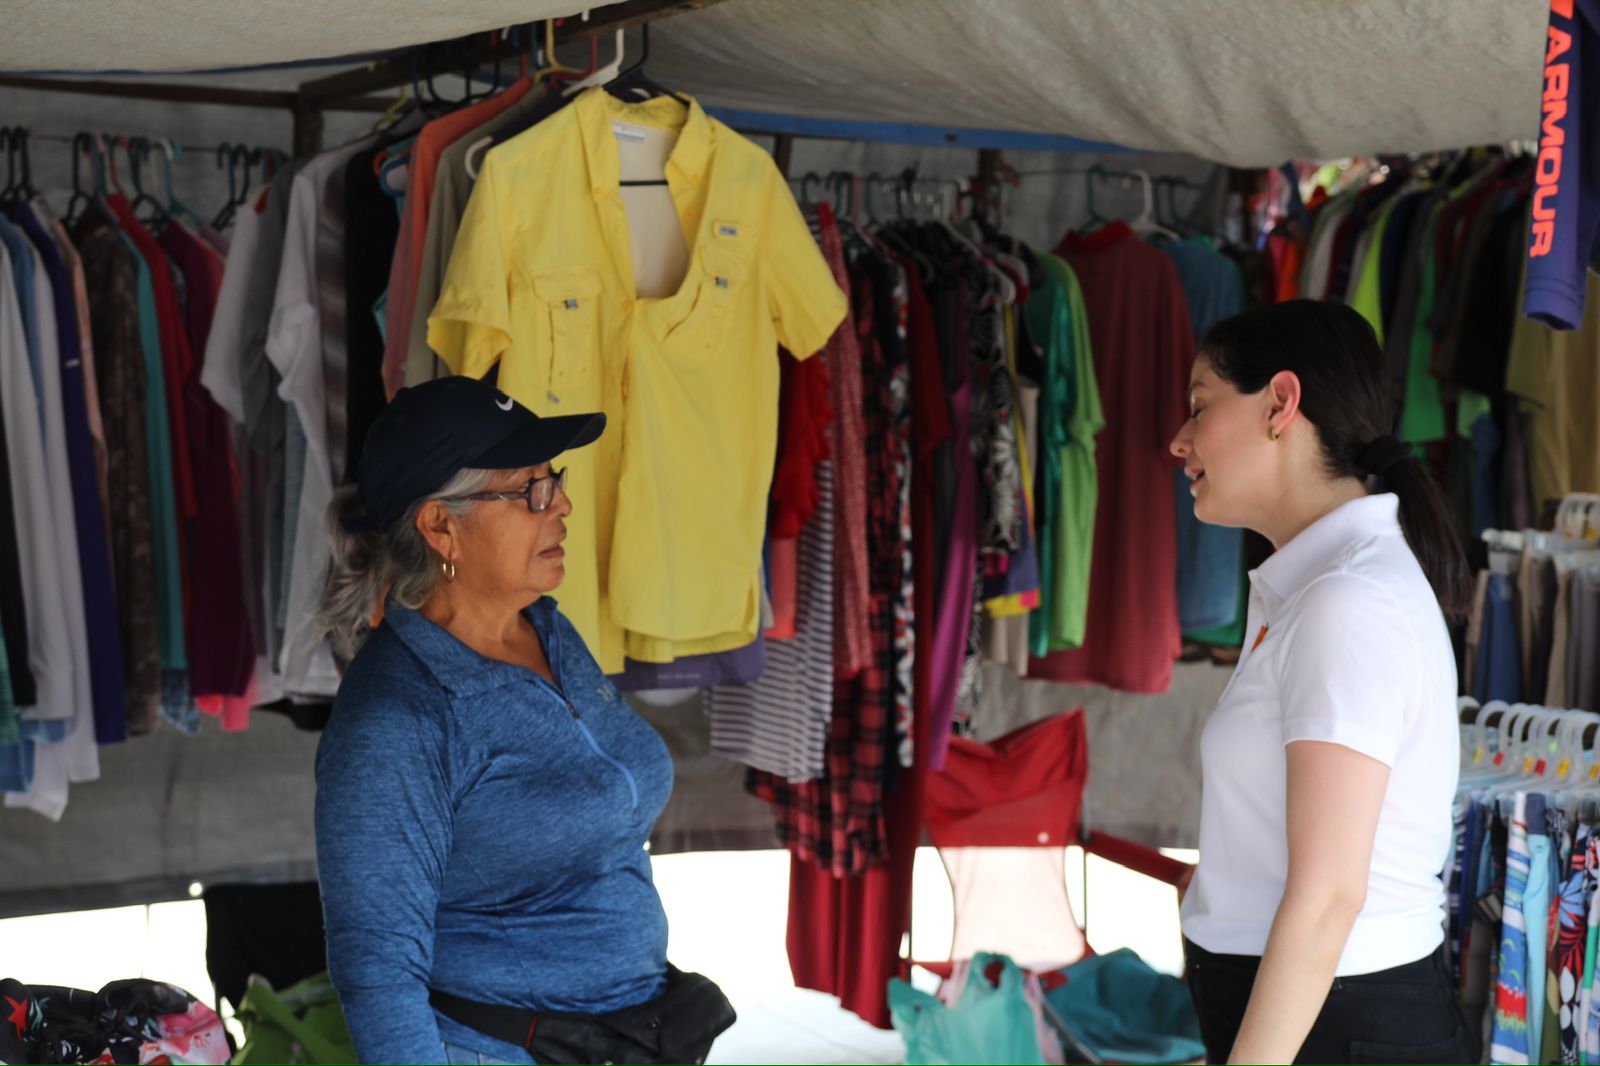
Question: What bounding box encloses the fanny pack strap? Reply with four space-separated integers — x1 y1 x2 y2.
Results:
429 988 543 1050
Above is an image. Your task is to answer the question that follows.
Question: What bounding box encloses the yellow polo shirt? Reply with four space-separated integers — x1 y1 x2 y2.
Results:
429 88 845 672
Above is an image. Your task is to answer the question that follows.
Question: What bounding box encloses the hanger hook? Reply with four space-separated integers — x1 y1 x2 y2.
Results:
800 172 822 209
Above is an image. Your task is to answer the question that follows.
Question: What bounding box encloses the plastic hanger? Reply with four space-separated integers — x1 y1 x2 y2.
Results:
127 137 170 226
564 29 625 95
1128 169 1181 240
1082 165 1110 230
212 142 240 229
370 84 412 135
63 132 97 224
603 23 689 107
533 18 581 80
150 138 203 229
100 132 127 197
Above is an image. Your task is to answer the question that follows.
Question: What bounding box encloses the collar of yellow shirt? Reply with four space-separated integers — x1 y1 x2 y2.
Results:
572 87 714 214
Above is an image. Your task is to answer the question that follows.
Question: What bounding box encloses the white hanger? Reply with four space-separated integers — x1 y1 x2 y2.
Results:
1127 168 1180 240
564 30 626 95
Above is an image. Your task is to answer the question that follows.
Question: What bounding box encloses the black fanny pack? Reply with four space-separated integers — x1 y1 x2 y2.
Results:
429 966 736 1065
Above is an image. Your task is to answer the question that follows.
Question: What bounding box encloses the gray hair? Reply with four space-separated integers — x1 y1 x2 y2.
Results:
316 467 498 662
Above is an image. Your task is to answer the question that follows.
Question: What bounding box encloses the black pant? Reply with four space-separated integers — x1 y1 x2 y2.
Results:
1184 939 1478 1064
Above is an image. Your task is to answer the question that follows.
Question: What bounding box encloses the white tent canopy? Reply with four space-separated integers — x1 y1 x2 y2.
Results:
4 0 1550 165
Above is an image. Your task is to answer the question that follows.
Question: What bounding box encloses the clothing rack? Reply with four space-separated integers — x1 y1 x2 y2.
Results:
0 0 729 155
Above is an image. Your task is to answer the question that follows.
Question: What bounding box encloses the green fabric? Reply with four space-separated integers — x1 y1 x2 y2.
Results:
890 954 1047 1065
0 626 16 746
1027 253 1102 655
1398 208 1447 444
234 972 357 1065
1024 268 1067 658
122 235 186 672
1349 208 1390 343
1457 388 1492 438
1042 948 1205 1065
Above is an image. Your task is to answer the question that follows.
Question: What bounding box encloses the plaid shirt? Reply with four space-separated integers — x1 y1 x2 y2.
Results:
747 221 914 877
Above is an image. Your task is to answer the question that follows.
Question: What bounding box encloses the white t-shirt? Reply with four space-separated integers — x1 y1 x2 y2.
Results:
201 183 267 423
1179 493 1459 976
5 232 99 820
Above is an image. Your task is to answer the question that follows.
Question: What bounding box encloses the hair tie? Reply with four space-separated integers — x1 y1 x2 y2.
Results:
1356 435 1411 477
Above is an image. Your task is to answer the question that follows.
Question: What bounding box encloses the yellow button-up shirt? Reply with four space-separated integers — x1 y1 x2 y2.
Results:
429 88 846 672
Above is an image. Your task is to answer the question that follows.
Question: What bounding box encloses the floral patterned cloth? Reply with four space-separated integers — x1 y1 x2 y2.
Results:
0 977 229 1064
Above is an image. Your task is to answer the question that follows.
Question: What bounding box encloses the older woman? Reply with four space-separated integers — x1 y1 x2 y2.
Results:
313 376 727 1065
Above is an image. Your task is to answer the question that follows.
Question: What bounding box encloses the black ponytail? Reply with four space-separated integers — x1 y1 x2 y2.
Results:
1201 300 1473 621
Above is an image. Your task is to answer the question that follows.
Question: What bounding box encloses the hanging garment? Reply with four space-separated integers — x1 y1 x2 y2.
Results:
404 85 559 387
812 204 872 683
710 459 833 783
856 253 916 767
0 220 82 727
1507 266 1600 517
1475 572 1524 705
1034 223 1192 693
47 213 110 522
111 210 189 731
17 201 125 745
0 334 35 715
0 212 99 817
782 258 944 1030
429 88 845 673
158 222 256 714
76 228 160 737
1160 238 1246 636
1492 793 1535 1065
1026 253 1101 657
342 146 400 480
379 77 535 397
269 140 382 699
108 193 199 594
612 634 765 692
1523 0 1600 331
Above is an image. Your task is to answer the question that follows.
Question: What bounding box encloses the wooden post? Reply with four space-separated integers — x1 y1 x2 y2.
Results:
292 98 325 157
773 134 794 179
975 148 1001 221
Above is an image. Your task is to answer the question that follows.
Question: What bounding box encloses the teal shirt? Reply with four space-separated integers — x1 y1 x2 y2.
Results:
122 234 187 672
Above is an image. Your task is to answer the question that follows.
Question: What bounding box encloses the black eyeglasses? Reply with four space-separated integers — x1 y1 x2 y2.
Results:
444 468 567 514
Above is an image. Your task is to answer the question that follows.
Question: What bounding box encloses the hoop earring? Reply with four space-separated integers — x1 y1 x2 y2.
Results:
1269 426 1281 442
440 558 457 583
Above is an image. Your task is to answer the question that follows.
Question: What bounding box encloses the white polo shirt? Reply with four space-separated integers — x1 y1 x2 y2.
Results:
1179 493 1459 976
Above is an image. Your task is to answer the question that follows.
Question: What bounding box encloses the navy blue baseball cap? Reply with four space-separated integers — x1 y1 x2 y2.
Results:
342 376 605 533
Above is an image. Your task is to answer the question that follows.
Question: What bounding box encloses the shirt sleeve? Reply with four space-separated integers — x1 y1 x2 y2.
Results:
314 685 456 1065
1275 573 1418 767
428 159 512 380
761 167 847 360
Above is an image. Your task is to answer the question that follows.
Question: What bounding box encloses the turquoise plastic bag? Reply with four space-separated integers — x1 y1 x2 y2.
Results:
890 953 1047 1065
1042 948 1204 1064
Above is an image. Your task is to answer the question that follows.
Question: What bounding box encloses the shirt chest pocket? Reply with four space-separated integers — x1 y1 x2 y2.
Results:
663 245 748 362
529 268 602 404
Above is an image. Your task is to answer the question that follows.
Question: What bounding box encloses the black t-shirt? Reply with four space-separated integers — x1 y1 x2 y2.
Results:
1452 192 1530 398
342 145 402 481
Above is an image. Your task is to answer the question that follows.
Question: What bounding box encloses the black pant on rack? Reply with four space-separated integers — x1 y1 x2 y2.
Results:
1184 939 1477 1064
